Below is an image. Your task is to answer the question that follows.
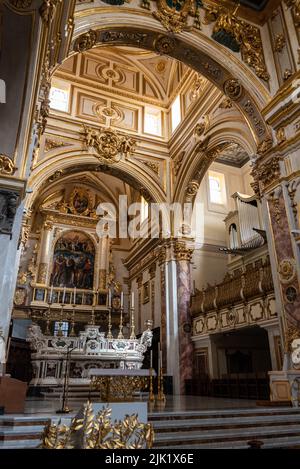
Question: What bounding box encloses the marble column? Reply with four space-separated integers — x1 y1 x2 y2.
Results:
266 185 300 331
98 236 109 291
174 241 194 395
36 220 53 285
158 248 167 373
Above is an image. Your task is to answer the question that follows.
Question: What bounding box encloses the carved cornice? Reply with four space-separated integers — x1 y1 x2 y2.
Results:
0 155 17 176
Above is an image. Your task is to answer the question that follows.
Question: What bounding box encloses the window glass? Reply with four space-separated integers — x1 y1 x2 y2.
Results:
208 171 227 205
171 95 181 133
50 80 70 112
144 106 162 136
141 196 149 223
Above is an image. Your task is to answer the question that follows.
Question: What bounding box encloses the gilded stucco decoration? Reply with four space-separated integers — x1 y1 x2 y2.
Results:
153 0 202 33
0 154 17 176
203 4 270 82
278 258 297 284
257 136 273 155
74 29 97 53
154 35 176 55
44 139 67 153
173 151 185 177
251 156 280 193
82 125 137 163
185 180 200 202
223 79 243 101
174 241 193 262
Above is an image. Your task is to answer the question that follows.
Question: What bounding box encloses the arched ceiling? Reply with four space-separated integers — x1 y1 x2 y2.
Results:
55 45 194 108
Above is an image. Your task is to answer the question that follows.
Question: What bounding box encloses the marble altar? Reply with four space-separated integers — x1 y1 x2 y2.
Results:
27 323 153 387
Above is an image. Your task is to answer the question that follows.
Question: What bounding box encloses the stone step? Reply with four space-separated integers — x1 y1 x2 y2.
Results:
0 417 50 428
152 414 300 432
149 407 300 421
153 423 300 447
164 434 300 449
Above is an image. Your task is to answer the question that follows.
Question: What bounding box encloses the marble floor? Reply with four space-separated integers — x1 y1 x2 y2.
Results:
9 395 259 419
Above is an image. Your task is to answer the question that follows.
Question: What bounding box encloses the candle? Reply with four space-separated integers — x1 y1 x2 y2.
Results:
131 291 134 309
150 350 153 369
50 285 53 303
74 287 76 304
63 287 66 304
121 291 124 308
108 289 112 307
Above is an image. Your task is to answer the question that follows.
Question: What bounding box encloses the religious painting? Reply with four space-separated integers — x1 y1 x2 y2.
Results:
69 188 93 216
50 231 95 290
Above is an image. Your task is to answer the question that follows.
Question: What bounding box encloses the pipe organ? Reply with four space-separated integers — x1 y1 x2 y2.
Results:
224 192 266 254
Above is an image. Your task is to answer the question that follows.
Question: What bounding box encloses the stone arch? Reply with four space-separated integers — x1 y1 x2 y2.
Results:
173 124 255 207
59 21 271 145
26 150 168 212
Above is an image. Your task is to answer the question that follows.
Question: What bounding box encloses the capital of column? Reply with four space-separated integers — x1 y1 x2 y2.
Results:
174 240 194 263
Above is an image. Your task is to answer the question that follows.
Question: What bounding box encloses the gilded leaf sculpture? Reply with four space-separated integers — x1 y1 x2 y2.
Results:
40 402 154 449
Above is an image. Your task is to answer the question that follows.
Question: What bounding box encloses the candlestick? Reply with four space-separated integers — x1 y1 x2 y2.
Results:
117 306 124 339
130 301 136 340
148 365 155 403
69 310 76 337
107 304 113 339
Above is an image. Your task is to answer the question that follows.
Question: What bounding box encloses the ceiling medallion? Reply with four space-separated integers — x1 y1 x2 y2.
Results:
0 154 17 176
94 104 123 123
82 125 137 164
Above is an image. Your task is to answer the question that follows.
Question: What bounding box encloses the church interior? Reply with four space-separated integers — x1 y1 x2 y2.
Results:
1 0 300 450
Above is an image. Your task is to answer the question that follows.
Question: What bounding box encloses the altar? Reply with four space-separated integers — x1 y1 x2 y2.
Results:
27 322 153 388
89 368 152 402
